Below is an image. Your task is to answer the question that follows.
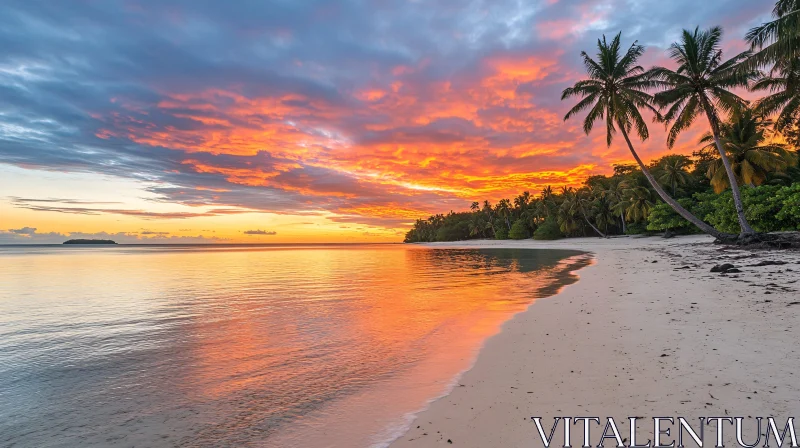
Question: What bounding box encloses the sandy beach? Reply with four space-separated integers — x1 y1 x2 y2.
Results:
391 235 800 447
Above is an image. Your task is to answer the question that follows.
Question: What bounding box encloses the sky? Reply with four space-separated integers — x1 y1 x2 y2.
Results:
0 0 774 243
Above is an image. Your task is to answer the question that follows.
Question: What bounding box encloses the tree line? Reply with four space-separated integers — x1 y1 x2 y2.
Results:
404 0 800 244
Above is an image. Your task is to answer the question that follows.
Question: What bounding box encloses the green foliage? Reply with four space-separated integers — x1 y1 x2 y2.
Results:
643 184 800 234
646 199 700 232
703 184 800 233
403 212 476 243
774 184 800 227
435 220 471 242
533 218 562 240
508 220 530 240
624 222 650 235
494 227 509 240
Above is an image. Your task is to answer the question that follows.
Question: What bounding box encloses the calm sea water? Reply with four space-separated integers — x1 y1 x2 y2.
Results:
0 244 589 448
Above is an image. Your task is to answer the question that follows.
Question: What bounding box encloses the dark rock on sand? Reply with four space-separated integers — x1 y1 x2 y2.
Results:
711 264 735 273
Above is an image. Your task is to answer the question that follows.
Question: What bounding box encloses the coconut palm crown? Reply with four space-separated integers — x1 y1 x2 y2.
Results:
698 108 798 192
746 0 800 68
752 58 800 131
561 33 662 145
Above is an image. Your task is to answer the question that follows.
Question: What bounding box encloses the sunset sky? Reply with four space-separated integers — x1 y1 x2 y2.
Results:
0 0 772 243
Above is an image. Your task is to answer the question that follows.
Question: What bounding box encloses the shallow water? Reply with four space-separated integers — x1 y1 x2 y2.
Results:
0 244 588 447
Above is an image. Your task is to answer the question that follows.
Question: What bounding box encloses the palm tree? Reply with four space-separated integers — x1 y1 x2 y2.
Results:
496 199 512 230
751 58 800 132
577 187 608 237
620 185 654 222
538 186 557 217
698 108 798 192
562 33 724 238
745 0 800 69
747 0 800 134
468 214 490 238
481 200 496 236
557 189 582 236
603 177 628 233
540 186 554 201
592 194 617 234
470 201 480 213
514 192 531 211
652 26 760 236
654 155 693 196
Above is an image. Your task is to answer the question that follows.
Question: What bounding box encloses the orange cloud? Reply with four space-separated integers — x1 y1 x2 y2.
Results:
91 49 698 227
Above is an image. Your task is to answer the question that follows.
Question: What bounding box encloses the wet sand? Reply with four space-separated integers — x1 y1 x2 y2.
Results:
390 235 800 447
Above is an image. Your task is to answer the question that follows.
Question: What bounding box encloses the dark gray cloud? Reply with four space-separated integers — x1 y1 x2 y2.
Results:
243 229 277 235
0 228 223 244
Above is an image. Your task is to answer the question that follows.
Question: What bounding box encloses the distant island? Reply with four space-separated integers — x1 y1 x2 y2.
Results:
63 239 117 245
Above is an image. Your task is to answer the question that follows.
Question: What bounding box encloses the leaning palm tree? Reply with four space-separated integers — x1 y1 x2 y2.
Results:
698 108 798 192
562 32 724 237
577 187 610 237
652 26 760 237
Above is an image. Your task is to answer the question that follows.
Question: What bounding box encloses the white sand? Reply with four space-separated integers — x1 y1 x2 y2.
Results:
390 235 800 447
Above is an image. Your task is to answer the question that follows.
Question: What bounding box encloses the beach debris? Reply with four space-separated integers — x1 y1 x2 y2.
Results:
724 268 742 273
710 263 735 273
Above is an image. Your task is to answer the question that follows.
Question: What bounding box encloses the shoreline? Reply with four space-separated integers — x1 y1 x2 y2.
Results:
376 249 594 448
389 235 800 447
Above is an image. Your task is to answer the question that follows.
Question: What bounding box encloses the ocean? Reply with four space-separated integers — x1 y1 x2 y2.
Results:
0 243 589 447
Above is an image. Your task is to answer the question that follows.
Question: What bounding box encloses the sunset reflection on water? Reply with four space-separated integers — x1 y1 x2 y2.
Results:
0 244 589 447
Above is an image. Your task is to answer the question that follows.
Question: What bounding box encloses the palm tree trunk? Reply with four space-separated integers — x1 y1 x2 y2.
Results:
700 101 755 236
618 123 725 238
620 212 627 233
580 209 606 238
